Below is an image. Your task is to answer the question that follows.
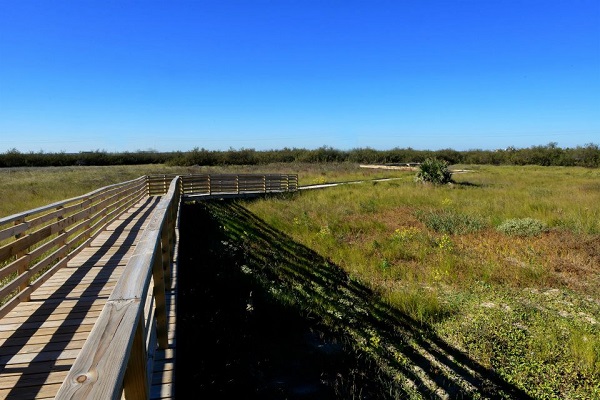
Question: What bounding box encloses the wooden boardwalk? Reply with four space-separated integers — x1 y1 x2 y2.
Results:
0 196 177 400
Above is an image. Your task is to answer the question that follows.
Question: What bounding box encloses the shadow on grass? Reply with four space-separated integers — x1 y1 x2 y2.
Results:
175 198 532 399
452 180 482 187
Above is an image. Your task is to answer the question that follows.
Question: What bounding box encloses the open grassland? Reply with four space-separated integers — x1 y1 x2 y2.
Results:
238 164 600 399
0 162 406 218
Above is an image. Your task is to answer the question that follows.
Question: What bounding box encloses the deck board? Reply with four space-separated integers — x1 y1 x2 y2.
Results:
0 196 177 400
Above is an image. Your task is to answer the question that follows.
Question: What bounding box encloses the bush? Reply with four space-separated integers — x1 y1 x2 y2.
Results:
416 210 485 234
414 157 453 184
496 218 548 237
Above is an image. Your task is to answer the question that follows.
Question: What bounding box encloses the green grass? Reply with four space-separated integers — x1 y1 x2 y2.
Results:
0 162 407 218
241 164 600 399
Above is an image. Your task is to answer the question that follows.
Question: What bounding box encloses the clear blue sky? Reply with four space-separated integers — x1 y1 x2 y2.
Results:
1 0 598 153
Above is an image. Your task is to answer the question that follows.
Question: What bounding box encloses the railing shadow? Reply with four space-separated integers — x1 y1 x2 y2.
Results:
177 198 533 399
0 196 159 399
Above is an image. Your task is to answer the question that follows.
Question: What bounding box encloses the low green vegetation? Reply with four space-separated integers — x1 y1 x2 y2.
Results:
239 164 600 398
496 217 549 237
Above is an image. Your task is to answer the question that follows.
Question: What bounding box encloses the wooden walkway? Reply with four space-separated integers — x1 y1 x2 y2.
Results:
0 196 177 400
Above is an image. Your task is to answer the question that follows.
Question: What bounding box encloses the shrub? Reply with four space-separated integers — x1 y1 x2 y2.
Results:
496 218 548 237
416 209 485 234
414 157 453 184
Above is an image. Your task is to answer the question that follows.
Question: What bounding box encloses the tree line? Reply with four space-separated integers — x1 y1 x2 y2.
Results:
1 142 598 168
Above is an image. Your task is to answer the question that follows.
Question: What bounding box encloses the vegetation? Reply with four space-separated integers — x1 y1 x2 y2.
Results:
414 157 453 184
1 141 599 168
237 164 600 398
496 217 549 237
0 163 405 217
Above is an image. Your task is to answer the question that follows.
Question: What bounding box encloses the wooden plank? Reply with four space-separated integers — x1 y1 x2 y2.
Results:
0 381 63 399
0 320 94 343
0 369 69 388
1 301 105 323
0 348 81 366
0 338 88 358
0 316 101 333
0 330 92 350
0 307 102 325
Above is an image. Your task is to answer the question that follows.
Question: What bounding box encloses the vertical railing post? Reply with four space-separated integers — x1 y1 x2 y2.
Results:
122 316 150 400
262 175 266 193
14 218 30 301
236 175 239 194
160 211 172 289
152 247 169 350
208 175 212 195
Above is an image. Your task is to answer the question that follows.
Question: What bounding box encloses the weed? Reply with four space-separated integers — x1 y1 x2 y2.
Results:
391 226 420 241
415 209 485 234
497 218 548 237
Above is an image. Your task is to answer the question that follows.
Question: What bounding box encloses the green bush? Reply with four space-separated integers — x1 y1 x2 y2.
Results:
414 157 453 184
496 218 548 237
416 209 485 234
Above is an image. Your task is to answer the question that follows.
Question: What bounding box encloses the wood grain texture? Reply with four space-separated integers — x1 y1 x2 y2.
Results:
0 192 178 400
55 177 180 400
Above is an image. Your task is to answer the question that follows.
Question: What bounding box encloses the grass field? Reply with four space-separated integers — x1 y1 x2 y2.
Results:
0 162 406 217
2 163 599 398
235 164 600 399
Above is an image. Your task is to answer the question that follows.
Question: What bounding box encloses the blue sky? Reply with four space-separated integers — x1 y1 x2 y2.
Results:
0 0 598 153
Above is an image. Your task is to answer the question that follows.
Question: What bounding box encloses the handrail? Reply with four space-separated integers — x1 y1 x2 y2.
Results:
55 176 181 400
147 173 298 196
0 176 148 318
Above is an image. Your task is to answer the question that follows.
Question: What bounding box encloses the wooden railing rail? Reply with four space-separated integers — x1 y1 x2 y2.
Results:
0 176 148 318
147 173 298 196
55 176 181 400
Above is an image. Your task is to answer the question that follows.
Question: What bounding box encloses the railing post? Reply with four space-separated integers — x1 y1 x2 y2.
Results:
160 212 172 287
262 175 266 193
208 175 212 195
122 316 150 400
236 175 239 194
152 248 169 350
14 218 30 301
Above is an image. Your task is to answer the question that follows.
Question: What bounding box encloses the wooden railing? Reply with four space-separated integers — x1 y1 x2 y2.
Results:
55 176 181 400
147 173 298 196
0 176 148 318
0 172 296 399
